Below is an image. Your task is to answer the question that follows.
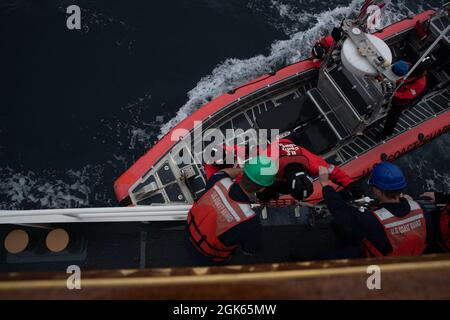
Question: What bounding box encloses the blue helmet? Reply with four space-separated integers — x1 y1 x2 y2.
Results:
392 60 409 76
368 162 407 191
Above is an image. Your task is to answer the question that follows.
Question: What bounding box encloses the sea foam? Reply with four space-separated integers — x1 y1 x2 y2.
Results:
158 0 411 138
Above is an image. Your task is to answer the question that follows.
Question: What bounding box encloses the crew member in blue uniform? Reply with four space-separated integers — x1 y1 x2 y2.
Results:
319 162 433 258
380 60 427 139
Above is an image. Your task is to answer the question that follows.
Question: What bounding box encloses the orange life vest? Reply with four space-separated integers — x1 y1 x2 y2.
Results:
393 73 427 105
187 177 256 261
363 200 427 257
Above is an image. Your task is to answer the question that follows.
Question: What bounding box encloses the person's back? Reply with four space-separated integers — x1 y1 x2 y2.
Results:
320 162 431 258
362 198 427 257
393 72 427 106
186 172 262 263
262 135 361 200
268 135 353 186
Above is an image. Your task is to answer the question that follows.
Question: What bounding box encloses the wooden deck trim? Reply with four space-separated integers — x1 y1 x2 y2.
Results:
1 254 449 299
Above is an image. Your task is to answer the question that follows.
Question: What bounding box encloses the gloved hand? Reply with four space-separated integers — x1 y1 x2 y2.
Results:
284 163 314 200
312 42 326 59
340 181 364 200
288 171 314 201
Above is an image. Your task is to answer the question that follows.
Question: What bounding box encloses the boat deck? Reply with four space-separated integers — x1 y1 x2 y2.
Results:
329 88 450 165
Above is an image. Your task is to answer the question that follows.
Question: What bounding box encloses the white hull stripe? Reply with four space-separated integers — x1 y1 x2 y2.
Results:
384 214 424 229
213 185 241 222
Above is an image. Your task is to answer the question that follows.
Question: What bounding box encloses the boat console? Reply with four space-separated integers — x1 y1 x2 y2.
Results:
304 22 397 145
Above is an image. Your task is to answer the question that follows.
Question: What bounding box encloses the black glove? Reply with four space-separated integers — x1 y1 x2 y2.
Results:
283 163 314 201
312 42 326 59
284 163 307 178
256 185 280 202
341 181 364 200
288 171 314 201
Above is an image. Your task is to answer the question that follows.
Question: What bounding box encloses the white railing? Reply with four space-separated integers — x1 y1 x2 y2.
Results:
0 205 192 224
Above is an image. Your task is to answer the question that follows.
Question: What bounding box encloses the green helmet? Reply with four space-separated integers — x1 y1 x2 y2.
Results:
243 155 278 187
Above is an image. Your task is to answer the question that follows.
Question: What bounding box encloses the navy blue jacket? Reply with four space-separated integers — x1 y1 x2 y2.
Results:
323 186 434 255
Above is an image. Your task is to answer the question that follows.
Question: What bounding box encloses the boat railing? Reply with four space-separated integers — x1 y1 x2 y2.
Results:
0 205 192 224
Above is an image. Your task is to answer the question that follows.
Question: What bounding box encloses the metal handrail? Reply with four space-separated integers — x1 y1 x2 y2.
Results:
0 205 192 224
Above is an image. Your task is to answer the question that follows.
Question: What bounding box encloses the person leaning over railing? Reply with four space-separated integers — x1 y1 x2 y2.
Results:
319 162 434 258
257 132 363 204
185 155 277 266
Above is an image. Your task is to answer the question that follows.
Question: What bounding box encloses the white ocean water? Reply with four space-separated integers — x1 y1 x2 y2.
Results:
0 166 105 209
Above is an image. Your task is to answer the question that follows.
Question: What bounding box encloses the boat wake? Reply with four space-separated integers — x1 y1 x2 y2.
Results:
1 0 446 210
158 0 420 138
